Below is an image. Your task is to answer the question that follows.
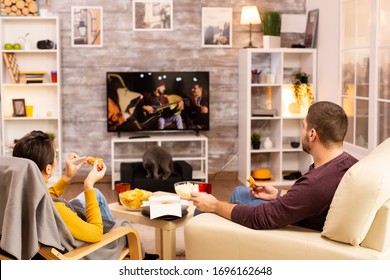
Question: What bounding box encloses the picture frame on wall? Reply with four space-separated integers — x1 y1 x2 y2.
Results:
71 6 103 47
304 9 319 48
12 99 26 117
202 7 232 48
133 0 173 31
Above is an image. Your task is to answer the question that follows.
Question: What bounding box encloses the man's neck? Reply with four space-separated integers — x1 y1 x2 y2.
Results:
312 145 344 168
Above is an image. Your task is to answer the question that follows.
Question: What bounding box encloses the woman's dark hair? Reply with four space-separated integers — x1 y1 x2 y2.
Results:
12 130 55 172
306 101 348 147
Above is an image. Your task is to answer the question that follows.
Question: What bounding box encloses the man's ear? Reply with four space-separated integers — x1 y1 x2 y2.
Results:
309 128 317 141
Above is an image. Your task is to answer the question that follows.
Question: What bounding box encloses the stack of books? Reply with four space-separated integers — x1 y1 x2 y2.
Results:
20 71 46 84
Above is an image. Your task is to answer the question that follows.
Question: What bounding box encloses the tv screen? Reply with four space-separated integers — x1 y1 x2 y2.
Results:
106 71 210 134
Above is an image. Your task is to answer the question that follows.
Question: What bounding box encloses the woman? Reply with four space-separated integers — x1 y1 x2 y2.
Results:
12 130 110 243
12 130 159 259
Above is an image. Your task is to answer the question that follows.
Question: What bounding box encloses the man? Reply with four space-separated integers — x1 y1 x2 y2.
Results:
142 80 184 130
182 80 209 130
191 101 358 231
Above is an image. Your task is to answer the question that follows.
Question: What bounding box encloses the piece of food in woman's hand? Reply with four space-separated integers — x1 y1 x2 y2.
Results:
86 156 104 171
247 175 258 189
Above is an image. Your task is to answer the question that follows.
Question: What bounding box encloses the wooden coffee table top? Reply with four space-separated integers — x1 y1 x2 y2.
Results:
109 191 196 230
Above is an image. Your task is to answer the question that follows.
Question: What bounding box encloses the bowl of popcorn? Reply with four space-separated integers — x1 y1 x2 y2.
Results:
119 188 152 210
174 181 200 200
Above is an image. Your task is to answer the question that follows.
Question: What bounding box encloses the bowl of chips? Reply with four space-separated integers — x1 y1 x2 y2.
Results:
174 181 200 200
119 188 152 210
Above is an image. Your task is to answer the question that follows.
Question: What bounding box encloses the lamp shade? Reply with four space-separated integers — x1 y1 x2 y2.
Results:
78 20 87 36
240 6 261 25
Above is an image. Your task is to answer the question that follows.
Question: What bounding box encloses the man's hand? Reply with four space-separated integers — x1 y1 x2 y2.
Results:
191 192 218 213
143 105 154 114
199 105 208 114
250 182 279 200
191 192 236 220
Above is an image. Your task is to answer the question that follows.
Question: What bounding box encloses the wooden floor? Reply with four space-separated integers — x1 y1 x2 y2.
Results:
62 171 242 203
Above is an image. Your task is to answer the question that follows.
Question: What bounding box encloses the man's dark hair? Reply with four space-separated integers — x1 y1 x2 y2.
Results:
193 79 208 97
12 130 55 172
306 101 348 147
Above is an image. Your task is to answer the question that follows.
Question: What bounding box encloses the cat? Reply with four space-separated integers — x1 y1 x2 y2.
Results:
142 146 174 180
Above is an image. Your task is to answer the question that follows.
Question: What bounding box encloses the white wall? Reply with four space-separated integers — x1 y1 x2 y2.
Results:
307 0 340 104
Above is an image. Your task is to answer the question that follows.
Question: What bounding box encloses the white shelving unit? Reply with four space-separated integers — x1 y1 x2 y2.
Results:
238 48 317 186
111 134 208 190
0 17 62 177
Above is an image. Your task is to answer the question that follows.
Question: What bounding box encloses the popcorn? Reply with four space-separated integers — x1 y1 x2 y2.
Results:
174 181 199 199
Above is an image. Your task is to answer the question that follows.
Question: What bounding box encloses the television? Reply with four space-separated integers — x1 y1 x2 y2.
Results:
106 71 210 135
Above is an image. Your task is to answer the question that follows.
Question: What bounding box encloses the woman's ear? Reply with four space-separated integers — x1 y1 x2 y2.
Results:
43 164 53 178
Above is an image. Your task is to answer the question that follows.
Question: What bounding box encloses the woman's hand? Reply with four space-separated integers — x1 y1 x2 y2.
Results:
62 153 86 183
84 160 107 191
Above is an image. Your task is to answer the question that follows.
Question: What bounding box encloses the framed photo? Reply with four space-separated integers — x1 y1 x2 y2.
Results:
202 7 232 48
133 0 173 31
12 99 26 117
304 9 319 48
71 6 103 47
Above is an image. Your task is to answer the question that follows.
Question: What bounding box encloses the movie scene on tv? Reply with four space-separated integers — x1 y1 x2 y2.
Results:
107 72 210 133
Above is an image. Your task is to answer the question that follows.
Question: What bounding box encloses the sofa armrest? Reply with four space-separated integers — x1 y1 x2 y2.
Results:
184 213 390 260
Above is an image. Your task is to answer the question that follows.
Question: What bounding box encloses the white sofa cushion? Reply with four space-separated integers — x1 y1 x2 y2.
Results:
322 138 390 246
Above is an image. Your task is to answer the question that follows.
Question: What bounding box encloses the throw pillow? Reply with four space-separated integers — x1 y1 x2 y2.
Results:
322 138 390 246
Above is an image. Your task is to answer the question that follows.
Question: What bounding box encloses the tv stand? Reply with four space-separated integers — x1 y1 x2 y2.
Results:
110 134 208 190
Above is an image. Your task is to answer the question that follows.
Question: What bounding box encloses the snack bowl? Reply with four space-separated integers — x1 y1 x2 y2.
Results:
174 181 200 199
119 189 152 210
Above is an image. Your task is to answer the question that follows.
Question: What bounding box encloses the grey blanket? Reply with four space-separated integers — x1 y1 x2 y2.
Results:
0 156 130 260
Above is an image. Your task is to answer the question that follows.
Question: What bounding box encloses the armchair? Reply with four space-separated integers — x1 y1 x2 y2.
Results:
185 138 390 260
0 156 142 260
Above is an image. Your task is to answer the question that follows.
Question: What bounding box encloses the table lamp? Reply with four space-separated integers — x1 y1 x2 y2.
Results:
240 6 261 48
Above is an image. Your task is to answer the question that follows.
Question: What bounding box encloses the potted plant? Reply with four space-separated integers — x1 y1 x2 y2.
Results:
251 132 261 149
46 132 56 140
262 11 281 48
291 71 314 113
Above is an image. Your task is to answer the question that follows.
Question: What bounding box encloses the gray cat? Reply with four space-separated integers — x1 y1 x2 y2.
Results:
142 146 174 180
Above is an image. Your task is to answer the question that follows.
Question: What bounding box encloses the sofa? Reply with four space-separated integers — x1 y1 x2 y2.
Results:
120 160 193 193
184 138 390 259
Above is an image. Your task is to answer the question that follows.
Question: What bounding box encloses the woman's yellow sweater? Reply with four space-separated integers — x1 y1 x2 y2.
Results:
48 178 103 243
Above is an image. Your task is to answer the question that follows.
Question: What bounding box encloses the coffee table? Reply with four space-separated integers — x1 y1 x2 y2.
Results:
108 191 195 260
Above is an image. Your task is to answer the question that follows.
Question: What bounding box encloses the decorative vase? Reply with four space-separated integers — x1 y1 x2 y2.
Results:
263 35 281 48
23 42 31 50
263 137 273 149
39 8 49 17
